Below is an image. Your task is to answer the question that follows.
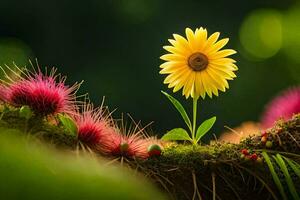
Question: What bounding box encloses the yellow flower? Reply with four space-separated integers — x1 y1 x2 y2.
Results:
160 27 238 99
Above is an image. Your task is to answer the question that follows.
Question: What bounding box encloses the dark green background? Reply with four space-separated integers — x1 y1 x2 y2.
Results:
0 0 299 139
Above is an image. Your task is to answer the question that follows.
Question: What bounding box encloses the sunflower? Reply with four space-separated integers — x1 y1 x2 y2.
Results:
160 27 238 99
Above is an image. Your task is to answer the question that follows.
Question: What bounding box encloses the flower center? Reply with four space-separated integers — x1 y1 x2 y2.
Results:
188 52 208 71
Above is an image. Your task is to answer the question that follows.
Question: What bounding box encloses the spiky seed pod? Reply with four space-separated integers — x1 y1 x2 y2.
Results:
74 103 116 147
100 133 149 159
97 116 163 159
0 64 80 116
99 132 125 156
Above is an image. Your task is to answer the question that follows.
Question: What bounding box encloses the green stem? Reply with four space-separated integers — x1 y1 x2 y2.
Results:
192 97 198 143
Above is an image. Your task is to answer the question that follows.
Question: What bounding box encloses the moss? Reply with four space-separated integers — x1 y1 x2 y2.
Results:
133 115 300 200
242 115 300 154
0 104 78 148
0 104 299 200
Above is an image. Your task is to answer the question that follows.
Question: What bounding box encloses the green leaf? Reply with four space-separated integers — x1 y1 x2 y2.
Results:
19 106 33 120
58 114 78 136
195 116 216 143
161 128 192 141
274 154 299 200
161 91 192 131
262 152 287 200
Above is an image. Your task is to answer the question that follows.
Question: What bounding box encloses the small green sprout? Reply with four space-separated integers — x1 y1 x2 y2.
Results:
161 91 216 144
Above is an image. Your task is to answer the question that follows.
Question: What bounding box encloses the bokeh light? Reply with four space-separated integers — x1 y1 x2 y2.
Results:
113 0 159 24
0 37 32 65
283 5 300 61
282 5 300 81
239 9 282 60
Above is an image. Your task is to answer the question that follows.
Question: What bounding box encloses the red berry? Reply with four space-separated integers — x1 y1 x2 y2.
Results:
241 149 249 155
250 153 258 161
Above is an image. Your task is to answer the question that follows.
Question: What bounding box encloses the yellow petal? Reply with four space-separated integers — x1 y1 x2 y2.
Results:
172 70 192 92
229 63 238 71
168 39 177 46
182 72 195 98
205 69 226 92
207 68 230 89
200 72 213 98
160 61 185 69
194 28 207 51
160 54 186 61
163 68 190 84
203 71 219 96
163 45 189 56
203 32 220 51
209 58 236 65
209 62 237 72
207 38 229 54
210 67 235 80
173 34 192 51
209 64 237 78
185 28 197 51
168 39 191 55
160 61 187 72
160 65 186 74
195 73 206 99
210 49 237 59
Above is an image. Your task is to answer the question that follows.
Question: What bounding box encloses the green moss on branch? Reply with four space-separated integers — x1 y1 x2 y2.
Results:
0 104 299 200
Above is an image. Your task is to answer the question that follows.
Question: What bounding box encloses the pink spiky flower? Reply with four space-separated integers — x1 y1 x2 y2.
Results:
74 103 116 147
261 87 300 129
0 64 80 116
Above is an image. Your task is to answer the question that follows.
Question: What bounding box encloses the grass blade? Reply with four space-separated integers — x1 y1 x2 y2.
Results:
261 152 287 200
283 157 300 178
274 154 299 200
